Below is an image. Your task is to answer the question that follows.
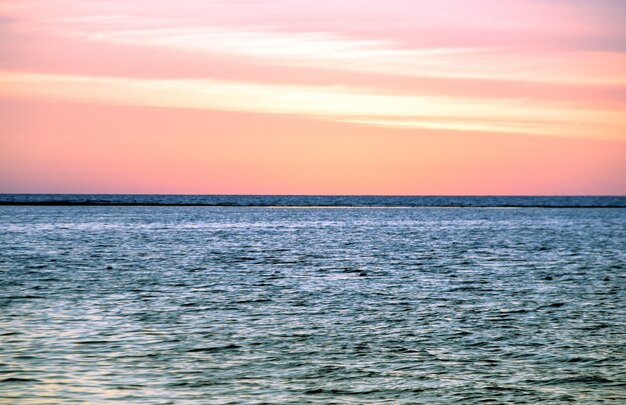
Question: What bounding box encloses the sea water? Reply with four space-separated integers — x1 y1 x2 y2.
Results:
1 200 625 403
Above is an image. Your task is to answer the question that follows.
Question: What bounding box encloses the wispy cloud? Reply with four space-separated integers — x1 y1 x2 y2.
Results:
2 71 623 139
82 26 626 86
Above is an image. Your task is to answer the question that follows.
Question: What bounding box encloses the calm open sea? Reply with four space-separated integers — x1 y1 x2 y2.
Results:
1 196 625 403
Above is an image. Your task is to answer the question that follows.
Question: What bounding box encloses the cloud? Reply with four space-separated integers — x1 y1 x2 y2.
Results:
81 26 626 86
1 71 623 139
1 0 625 139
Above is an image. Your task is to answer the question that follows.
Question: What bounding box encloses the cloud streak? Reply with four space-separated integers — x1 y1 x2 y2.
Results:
2 71 623 139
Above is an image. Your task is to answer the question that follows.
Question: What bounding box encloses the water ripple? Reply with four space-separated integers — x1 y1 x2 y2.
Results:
0 206 624 403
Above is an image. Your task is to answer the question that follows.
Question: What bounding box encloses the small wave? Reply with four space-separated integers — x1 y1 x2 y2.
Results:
75 340 110 345
537 302 567 310
235 298 272 304
0 377 40 384
169 379 226 388
528 375 615 385
579 323 611 331
186 344 241 353
564 357 596 363
4 295 45 300
304 388 382 395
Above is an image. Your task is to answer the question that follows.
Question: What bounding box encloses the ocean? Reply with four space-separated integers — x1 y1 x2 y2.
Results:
1 195 625 403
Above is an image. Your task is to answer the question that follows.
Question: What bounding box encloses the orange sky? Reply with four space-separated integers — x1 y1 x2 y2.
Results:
0 0 625 194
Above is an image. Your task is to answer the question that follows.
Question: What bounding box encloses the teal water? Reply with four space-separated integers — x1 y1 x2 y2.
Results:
1 205 625 403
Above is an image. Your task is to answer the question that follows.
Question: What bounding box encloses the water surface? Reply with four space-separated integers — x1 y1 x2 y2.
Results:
1 205 625 403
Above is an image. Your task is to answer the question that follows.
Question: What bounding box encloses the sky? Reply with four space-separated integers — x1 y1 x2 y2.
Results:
0 0 625 195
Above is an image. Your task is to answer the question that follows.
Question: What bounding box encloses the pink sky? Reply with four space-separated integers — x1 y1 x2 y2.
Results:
1 0 625 194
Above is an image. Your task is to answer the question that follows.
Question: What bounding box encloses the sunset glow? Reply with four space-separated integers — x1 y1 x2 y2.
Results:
1 0 625 194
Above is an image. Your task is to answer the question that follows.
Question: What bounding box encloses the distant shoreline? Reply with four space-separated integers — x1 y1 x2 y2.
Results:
1 202 624 208
1 195 624 208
